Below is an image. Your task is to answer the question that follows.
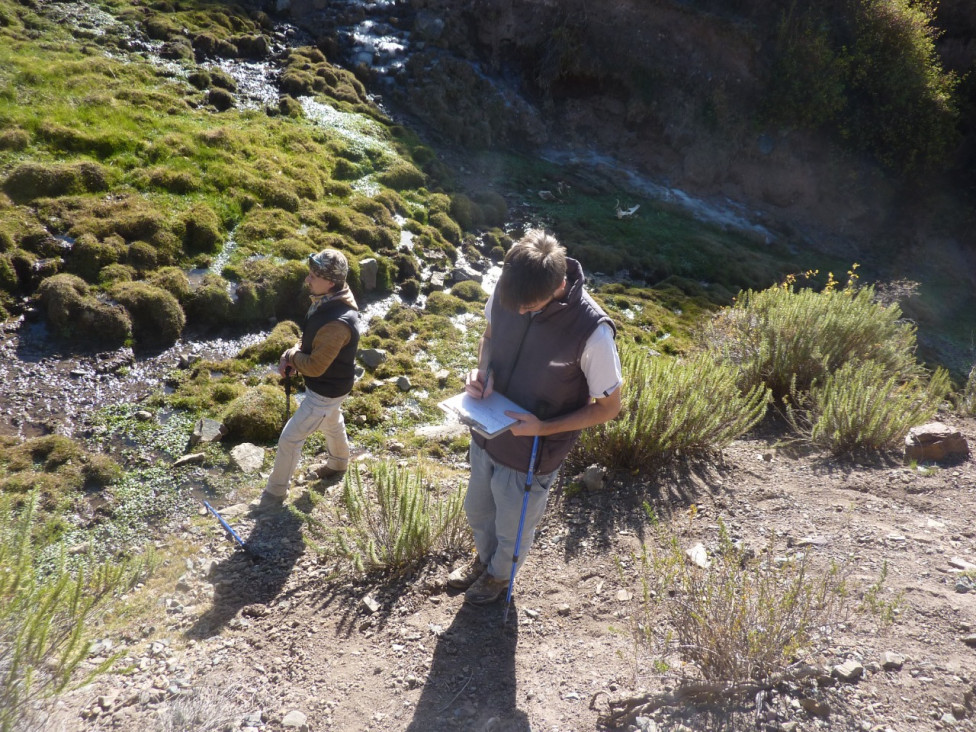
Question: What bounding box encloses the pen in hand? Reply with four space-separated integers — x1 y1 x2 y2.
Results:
465 367 494 399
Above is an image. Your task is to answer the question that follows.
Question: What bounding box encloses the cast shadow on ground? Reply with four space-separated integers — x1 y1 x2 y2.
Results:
185 507 304 640
407 601 530 732
555 456 734 562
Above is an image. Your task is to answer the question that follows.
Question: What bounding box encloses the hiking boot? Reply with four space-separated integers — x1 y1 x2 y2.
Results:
447 557 487 590
249 491 285 515
464 571 509 605
313 464 346 480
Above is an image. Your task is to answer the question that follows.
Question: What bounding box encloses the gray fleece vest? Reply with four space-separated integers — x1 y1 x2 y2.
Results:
473 259 615 474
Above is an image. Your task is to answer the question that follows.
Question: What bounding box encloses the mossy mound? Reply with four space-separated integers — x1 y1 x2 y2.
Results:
221 385 286 443
238 320 301 363
451 280 487 303
66 233 126 282
184 274 234 329
108 280 186 346
36 273 132 345
2 161 109 203
0 434 122 496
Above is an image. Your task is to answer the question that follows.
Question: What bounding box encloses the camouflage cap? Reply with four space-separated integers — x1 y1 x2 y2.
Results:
308 249 348 284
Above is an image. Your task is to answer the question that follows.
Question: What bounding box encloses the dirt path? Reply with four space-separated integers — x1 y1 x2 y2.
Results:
43 413 976 732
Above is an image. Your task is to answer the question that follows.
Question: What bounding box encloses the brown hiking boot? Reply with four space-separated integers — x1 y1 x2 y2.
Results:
248 491 285 515
447 557 487 590
464 571 509 605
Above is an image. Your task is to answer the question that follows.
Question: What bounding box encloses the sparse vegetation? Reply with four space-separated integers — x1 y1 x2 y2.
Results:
604 516 851 726
0 492 156 732
333 461 468 573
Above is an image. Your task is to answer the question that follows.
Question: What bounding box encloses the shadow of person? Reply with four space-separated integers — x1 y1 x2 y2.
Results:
407 601 530 732
185 507 304 640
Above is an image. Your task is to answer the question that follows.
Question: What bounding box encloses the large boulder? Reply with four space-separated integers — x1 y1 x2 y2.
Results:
904 422 970 463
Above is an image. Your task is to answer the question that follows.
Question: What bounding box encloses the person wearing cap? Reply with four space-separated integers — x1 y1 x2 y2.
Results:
447 229 622 604
253 249 360 512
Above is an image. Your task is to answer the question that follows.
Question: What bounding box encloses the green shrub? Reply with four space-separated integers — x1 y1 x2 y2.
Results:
238 320 301 363
333 461 468 573
846 0 959 172
221 385 286 442
959 365 976 417
787 360 951 454
578 347 768 470
108 281 186 346
764 0 958 173
0 492 155 732
702 276 921 406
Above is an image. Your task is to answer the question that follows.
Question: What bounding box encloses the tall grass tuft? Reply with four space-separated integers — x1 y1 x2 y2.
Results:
787 360 951 454
0 492 155 732
334 461 469 573
578 345 769 470
632 518 849 687
703 274 921 406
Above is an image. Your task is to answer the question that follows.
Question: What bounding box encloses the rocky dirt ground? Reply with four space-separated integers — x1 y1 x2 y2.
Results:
40 411 976 732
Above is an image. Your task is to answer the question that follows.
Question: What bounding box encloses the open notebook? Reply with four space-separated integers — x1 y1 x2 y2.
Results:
438 391 530 439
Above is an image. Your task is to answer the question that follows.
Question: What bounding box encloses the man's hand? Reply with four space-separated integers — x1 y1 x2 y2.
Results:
278 347 299 377
465 368 494 399
505 410 542 437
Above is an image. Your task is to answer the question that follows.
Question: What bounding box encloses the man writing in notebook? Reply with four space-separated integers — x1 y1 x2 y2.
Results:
448 229 623 604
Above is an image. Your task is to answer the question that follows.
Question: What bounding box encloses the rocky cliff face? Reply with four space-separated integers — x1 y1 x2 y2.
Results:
280 0 973 265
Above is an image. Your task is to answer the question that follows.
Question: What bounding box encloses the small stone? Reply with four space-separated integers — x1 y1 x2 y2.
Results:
362 595 381 614
685 543 710 569
832 660 864 682
881 652 905 670
281 709 307 728
173 452 206 467
581 464 606 491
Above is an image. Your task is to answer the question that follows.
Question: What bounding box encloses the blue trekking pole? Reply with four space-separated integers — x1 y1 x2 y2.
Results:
503 435 540 624
203 500 260 560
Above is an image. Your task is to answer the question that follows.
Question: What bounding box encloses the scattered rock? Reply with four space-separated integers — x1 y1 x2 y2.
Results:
281 709 308 728
685 543 710 569
581 464 606 491
362 594 381 614
882 652 905 670
832 659 864 682
230 442 266 473
172 452 205 467
904 422 969 462
359 258 378 291
188 417 226 446
358 348 387 370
